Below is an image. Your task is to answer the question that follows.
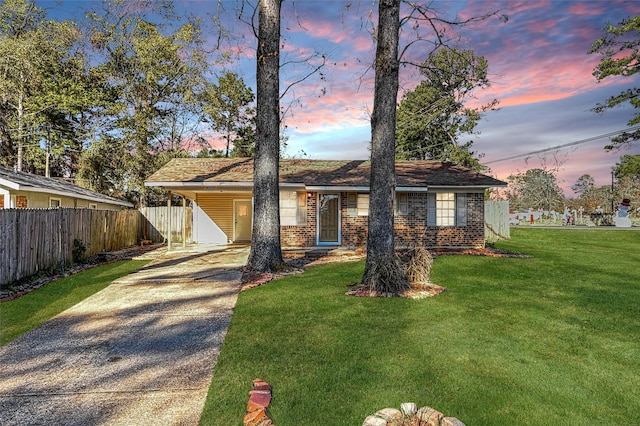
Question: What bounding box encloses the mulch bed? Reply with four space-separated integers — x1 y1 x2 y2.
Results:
0 244 165 302
3 245 528 301
241 246 529 293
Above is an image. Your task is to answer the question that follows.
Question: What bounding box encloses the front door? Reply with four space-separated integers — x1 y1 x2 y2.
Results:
234 199 252 241
318 193 340 244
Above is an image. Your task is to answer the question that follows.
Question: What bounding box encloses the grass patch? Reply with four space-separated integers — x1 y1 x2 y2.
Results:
200 229 640 425
0 260 149 345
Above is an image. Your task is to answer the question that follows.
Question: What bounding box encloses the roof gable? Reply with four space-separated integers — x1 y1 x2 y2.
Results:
146 158 506 189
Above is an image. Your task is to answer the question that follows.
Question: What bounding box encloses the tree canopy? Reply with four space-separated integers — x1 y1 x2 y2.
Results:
395 47 497 171
506 168 565 211
589 15 640 149
0 0 91 175
0 0 258 206
82 0 210 205
200 72 255 158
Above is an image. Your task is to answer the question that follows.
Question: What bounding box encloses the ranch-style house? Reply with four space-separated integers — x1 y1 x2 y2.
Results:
145 158 507 249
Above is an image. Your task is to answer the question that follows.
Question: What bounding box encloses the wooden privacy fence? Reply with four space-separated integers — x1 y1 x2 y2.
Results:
485 200 510 242
0 209 144 286
139 206 192 243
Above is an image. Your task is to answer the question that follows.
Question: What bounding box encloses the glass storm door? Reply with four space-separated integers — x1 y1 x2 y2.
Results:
318 194 339 244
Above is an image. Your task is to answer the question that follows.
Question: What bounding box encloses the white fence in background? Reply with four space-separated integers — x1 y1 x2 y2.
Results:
485 200 510 242
139 206 192 243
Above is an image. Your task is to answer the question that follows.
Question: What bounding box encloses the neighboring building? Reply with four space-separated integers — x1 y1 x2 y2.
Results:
0 166 133 210
145 158 507 249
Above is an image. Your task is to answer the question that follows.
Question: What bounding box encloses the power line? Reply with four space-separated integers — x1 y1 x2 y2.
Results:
483 126 640 165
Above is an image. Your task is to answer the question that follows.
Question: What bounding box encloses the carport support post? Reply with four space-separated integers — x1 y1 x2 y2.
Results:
167 191 172 252
182 196 187 249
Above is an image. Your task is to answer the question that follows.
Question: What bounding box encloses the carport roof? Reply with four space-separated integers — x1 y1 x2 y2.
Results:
145 158 507 190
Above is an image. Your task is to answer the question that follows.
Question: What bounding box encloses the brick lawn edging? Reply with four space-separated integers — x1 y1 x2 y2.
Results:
244 379 274 426
363 403 465 426
241 379 463 426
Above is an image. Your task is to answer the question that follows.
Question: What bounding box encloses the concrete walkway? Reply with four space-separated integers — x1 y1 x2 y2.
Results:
0 244 249 426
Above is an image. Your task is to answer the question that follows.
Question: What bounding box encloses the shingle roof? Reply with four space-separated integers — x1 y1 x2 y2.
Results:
0 166 133 207
146 158 506 189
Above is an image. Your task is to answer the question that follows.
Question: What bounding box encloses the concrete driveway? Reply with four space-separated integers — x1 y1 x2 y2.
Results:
0 244 249 426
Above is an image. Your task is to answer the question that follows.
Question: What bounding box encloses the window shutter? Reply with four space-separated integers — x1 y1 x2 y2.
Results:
347 193 357 216
456 193 467 226
427 193 436 226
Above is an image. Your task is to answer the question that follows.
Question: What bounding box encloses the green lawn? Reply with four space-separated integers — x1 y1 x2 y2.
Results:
200 228 640 425
0 260 149 345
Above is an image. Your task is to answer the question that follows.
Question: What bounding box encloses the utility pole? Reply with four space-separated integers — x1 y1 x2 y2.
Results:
45 125 51 178
611 169 615 212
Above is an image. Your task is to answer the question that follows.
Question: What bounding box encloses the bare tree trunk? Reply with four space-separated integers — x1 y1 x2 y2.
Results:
247 0 284 272
362 0 407 292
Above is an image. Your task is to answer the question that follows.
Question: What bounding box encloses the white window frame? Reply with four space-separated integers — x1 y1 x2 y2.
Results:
436 193 456 226
395 192 409 216
49 197 62 208
279 191 307 226
357 193 369 216
427 192 467 227
88 203 98 209
347 193 357 216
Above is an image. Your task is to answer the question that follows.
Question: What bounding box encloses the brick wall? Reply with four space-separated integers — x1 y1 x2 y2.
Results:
0 196 3 209
280 191 485 249
280 192 317 247
394 192 485 248
341 191 368 248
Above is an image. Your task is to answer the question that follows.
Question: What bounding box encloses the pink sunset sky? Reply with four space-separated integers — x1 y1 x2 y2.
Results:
51 0 640 196
209 0 640 196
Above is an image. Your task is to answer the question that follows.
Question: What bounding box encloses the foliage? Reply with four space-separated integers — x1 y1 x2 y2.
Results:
396 47 497 171
200 229 640 424
84 0 209 205
200 71 255 157
72 239 87 264
589 15 640 149
572 173 595 196
569 174 612 212
506 168 565 211
77 134 129 197
1 259 149 345
614 154 640 180
0 0 94 175
577 155 640 211
615 175 640 207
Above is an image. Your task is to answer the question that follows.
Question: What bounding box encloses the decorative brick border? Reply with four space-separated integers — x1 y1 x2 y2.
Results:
243 379 274 426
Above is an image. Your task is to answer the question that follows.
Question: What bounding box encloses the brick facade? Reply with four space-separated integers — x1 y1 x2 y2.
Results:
280 192 317 247
280 191 486 249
